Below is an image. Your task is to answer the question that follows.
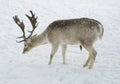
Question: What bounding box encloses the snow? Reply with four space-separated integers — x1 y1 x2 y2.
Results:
0 0 120 84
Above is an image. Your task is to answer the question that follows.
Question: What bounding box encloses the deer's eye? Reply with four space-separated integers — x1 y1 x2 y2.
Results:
24 44 28 48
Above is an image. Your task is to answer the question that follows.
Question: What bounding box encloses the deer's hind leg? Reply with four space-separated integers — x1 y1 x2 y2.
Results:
83 44 97 69
83 53 91 67
89 48 97 69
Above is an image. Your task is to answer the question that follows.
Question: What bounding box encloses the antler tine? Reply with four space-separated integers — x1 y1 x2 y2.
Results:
13 16 25 31
13 16 26 42
25 10 39 39
16 39 25 43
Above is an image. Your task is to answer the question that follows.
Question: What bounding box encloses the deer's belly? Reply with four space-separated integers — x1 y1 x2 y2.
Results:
61 39 81 45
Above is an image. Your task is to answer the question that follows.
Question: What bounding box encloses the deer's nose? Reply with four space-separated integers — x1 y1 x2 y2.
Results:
23 50 26 54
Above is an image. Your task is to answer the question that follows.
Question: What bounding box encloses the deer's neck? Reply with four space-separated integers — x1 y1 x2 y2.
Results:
32 31 48 46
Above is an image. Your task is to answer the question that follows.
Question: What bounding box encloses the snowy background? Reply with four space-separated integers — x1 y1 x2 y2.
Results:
0 0 120 84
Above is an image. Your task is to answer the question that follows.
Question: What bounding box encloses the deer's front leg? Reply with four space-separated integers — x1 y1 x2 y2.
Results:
62 44 67 64
48 44 59 65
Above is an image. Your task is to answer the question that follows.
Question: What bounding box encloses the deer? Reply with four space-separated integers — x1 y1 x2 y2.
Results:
13 10 104 69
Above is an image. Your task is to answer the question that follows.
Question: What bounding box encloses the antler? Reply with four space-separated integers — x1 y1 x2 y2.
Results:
13 16 26 43
26 10 39 39
13 10 38 43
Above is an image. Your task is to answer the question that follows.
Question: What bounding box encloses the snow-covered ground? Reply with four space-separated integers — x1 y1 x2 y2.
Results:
0 0 120 84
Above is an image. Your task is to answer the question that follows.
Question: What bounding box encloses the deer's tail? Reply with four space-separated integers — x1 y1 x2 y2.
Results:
98 24 104 40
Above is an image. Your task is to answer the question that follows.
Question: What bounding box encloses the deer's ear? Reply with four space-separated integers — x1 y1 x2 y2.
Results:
33 34 37 37
31 34 37 39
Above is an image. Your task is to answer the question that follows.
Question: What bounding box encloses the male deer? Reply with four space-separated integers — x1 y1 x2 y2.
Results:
13 10 104 69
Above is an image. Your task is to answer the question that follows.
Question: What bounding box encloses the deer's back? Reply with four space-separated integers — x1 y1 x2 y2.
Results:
46 18 102 45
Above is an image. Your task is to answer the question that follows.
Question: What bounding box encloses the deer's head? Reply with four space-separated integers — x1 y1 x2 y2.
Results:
13 11 39 54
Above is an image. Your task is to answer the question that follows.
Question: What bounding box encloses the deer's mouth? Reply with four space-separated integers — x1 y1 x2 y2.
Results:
23 51 27 54
23 49 29 54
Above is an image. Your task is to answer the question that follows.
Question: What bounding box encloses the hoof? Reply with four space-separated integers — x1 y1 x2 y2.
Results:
63 62 66 64
88 66 93 69
48 62 51 65
83 64 87 68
